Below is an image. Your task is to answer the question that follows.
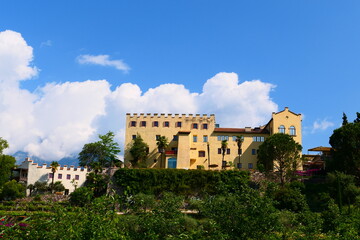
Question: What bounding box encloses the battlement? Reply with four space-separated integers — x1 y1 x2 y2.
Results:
126 113 215 121
21 158 91 172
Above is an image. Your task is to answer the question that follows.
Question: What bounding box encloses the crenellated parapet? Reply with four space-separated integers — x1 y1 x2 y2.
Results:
20 158 91 172
126 113 215 121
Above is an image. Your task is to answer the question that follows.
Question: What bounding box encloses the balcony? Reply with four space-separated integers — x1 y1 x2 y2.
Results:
165 150 177 155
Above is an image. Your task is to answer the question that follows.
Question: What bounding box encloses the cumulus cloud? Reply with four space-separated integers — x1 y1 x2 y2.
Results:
0 30 38 86
77 54 130 73
312 119 335 133
0 30 278 161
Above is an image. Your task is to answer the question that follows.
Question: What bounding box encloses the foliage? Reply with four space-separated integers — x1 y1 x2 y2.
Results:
199 189 279 239
329 121 360 176
156 135 168 153
78 131 121 172
33 181 49 194
84 172 109 197
273 186 308 212
69 187 94 207
221 139 228 168
0 154 16 187
49 181 65 193
156 135 168 168
114 168 250 197
326 172 360 210
257 133 302 185
128 134 149 168
342 112 348 126
0 137 9 154
0 180 26 200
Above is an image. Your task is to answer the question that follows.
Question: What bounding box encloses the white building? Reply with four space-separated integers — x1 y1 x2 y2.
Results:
15 157 90 195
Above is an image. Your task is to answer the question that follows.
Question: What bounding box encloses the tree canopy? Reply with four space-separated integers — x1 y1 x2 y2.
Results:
79 131 121 172
329 121 360 176
257 133 302 185
0 137 9 154
129 134 149 167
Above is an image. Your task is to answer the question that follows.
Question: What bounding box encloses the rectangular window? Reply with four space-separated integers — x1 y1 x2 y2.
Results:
253 136 265 142
193 135 198 142
49 173 53 179
252 149 256 155
237 163 242 169
202 123 208 129
199 151 206 157
248 163 253 169
217 135 229 141
227 148 230 154
156 135 161 140
203 135 208 142
176 121 182 127
232 136 237 141
238 149 242 155
67 174 71 180
58 174 62 179
173 135 178 141
140 121 146 127
218 148 222 154
164 121 170 127
132 135 136 140
192 123 198 129
130 121 136 127
75 175 79 180
153 121 159 127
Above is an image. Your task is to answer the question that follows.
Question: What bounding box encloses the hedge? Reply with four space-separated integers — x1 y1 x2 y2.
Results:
113 168 250 196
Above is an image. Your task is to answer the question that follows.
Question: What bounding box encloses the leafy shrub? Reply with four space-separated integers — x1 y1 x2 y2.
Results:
114 168 249 197
69 187 94 207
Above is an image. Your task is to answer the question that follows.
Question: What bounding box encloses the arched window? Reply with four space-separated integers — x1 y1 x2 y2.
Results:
289 126 296 136
278 125 285 134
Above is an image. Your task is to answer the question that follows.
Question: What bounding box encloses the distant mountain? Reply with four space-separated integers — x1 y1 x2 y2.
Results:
13 151 79 167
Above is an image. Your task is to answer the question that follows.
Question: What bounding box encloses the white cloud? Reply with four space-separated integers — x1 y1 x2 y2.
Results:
0 30 278 161
312 119 335 133
77 54 130 73
40 40 52 47
0 30 38 86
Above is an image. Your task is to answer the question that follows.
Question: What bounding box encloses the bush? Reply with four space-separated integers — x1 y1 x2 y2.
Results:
69 187 94 207
114 168 249 197
0 180 26 200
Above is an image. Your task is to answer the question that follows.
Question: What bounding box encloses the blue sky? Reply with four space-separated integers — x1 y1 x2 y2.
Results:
1 1 359 160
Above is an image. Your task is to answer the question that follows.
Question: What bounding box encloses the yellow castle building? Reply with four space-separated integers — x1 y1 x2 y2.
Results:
124 107 302 170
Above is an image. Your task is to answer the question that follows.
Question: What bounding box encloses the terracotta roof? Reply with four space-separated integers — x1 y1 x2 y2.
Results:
214 128 269 134
308 146 332 152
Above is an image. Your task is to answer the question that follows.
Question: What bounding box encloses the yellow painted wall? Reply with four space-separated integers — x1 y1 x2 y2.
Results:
124 108 302 170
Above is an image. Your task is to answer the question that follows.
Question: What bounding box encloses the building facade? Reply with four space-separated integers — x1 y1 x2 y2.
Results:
15 158 89 195
124 107 302 170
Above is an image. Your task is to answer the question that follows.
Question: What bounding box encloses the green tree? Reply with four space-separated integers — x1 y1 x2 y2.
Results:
0 180 26 200
156 136 168 168
69 186 94 206
257 133 302 186
128 134 149 168
49 181 65 193
79 131 121 172
329 121 360 176
50 161 59 188
327 172 360 212
235 135 244 168
355 112 360 123
0 154 16 187
221 139 228 169
0 137 9 154
342 112 348 126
